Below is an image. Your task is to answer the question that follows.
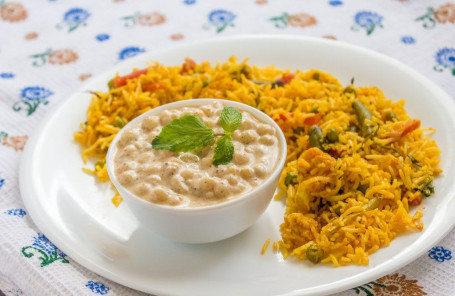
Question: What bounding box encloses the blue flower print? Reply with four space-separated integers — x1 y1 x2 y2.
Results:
64 8 90 24
21 86 53 101
401 36 416 45
58 8 90 32
0 72 15 79
86 281 109 295
205 9 236 33
352 11 383 35
32 234 67 258
184 0 196 5
118 46 145 60
13 86 53 116
21 233 69 267
329 0 343 6
434 48 455 75
428 246 452 262
96 34 110 42
5 209 26 217
0 178 4 188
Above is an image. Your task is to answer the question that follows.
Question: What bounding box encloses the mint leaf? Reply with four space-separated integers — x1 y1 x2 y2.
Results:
213 134 234 166
220 107 242 133
152 115 214 152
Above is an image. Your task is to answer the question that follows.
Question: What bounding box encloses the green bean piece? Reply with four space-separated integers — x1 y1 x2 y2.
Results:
385 110 398 122
311 104 319 113
306 244 324 263
309 125 324 150
113 117 126 128
312 72 320 80
202 80 209 88
363 197 381 211
357 184 369 195
421 180 435 197
352 101 373 137
326 128 339 143
348 124 360 133
284 172 298 187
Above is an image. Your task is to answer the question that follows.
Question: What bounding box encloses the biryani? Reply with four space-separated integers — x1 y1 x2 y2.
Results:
74 56 441 266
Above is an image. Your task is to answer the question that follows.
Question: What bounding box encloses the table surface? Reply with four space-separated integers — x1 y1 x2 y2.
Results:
0 0 454 295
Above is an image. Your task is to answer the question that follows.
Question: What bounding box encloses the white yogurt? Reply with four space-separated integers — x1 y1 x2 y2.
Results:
113 101 280 207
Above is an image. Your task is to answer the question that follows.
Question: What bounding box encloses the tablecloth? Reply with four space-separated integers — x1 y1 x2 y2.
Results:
1 0 454 295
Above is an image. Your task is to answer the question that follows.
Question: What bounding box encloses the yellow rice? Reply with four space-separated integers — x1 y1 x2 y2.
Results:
74 56 441 266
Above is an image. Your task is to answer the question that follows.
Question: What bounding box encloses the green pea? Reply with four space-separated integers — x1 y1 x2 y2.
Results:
113 117 126 128
385 110 398 122
326 128 339 143
284 172 298 187
306 244 324 263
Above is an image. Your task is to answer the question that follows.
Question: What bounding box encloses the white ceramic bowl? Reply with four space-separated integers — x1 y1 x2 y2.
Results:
106 98 287 243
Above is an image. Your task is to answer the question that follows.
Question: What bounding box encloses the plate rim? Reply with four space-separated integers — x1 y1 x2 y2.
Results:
19 34 455 296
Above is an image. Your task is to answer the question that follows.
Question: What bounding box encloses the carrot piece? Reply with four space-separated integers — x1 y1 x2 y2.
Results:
303 113 323 126
180 58 196 74
142 82 165 92
400 119 421 137
281 73 295 84
112 68 149 88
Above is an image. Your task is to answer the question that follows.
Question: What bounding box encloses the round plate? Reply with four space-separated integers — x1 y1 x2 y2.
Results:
20 35 455 296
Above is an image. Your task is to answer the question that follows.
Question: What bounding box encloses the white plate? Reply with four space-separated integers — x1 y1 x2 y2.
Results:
20 35 455 296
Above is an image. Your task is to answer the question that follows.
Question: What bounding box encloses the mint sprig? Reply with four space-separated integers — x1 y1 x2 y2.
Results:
151 106 242 166
213 134 234 166
220 106 242 133
152 115 215 152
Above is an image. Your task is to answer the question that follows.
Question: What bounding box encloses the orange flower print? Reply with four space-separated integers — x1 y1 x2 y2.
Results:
373 273 427 296
287 13 317 28
434 3 455 23
416 3 455 28
323 35 337 40
270 12 317 29
25 32 38 40
255 0 268 4
30 49 78 67
79 73 92 81
122 12 166 27
137 12 165 26
2 135 28 151
48 49 78 65
170 33 184 40
0 2 27 22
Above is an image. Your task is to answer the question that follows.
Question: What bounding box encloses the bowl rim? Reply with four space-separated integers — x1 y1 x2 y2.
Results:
106 98 287 213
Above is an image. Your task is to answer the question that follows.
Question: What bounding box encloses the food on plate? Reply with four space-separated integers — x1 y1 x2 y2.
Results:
112 101 280 207
274 94 441 266
74 56 441 265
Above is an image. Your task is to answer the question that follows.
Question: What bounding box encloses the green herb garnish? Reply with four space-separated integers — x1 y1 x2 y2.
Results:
152 115 215 152
213 134 234 166
220 106 242 133
152 106 243 166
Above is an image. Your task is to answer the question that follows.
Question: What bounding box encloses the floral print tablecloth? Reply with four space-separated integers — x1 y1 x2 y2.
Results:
1 0 454 295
